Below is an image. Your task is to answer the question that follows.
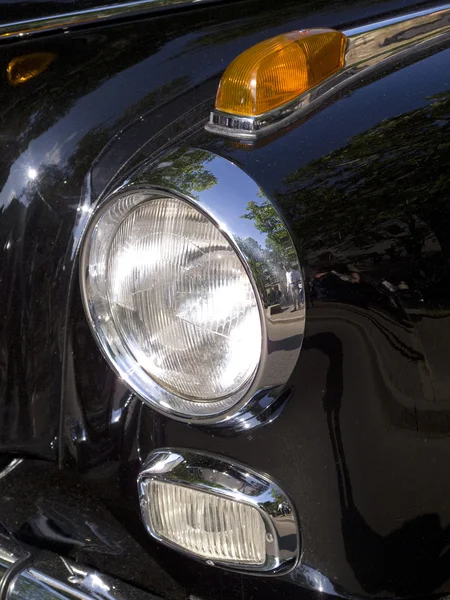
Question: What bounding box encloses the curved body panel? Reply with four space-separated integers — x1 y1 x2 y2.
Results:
1 1 450 599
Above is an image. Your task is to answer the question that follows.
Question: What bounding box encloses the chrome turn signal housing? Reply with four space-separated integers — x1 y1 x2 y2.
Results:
207 8 450 139
138 449 299 574
206 28 347 139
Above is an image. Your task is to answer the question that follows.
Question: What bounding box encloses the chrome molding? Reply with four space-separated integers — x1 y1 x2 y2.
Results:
0 536 24 580
0 459 23 482
206 4 450 139
0 539 155 600
8 555 155 600
80 148 305 426
138 449 300 574
0 0 224 41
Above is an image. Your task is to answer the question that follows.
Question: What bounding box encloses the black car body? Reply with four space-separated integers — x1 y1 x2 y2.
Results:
1 1 450 599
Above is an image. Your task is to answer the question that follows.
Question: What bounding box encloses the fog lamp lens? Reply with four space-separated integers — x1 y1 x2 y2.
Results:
144 480 266 564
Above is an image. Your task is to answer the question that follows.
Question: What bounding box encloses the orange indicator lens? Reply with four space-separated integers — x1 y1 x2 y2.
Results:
7 52 56 86
216 29 347 117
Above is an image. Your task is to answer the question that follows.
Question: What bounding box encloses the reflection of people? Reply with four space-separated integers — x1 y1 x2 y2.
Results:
267 286 281 305
286 267 301 311
311 267 368 308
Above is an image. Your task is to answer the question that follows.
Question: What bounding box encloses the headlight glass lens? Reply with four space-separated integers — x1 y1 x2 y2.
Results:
82 191 262 415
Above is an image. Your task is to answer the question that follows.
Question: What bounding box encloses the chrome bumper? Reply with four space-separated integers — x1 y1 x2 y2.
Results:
0 535 158 600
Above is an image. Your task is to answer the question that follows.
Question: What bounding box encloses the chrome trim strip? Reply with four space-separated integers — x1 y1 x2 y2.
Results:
0 0 223 41
13 569 96 600
206 4 450 139
0 537 26 593
0 460 23 482
0 552 32 600
344 3 450 36
5 552 156 600
0 463 158 599
138 449 300 574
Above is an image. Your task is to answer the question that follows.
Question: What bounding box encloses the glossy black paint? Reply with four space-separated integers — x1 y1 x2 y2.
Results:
200 45 450 600
1 0 450 599
0 0 440 25
0 458 185 597
0 0 230 24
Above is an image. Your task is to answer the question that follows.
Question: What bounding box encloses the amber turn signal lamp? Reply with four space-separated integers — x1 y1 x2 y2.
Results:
7 52 56 86
216 29 347 117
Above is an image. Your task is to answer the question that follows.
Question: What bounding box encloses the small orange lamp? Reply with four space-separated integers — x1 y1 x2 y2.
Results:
7 52 56 86
215 29 347 117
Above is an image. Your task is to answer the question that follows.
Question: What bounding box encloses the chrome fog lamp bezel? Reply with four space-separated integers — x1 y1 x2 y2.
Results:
79 148 305 425
138 449 300 574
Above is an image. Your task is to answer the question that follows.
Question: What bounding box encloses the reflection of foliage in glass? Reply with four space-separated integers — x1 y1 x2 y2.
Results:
140 148 218 198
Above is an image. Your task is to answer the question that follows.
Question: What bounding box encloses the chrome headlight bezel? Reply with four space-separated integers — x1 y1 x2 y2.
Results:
79 148 305 424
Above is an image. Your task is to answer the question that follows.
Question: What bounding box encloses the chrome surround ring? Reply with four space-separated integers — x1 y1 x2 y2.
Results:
138 448 300 574
0 0 227 41
80 148 305 424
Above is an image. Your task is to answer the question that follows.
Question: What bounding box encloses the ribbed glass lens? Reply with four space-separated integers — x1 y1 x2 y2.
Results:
105 196 261 401
146 480 266 564
216 29 347 117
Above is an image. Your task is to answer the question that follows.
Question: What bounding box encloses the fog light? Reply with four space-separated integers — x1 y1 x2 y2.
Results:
145 480 266 564
138 449 299 574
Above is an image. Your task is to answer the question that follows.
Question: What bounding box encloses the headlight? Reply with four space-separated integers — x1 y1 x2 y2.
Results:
81 190 262 418
80 148 305 425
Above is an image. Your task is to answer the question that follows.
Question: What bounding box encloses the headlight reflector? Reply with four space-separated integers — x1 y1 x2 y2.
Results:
81 190 262 417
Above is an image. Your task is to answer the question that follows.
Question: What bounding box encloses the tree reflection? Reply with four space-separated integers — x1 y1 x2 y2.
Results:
137 148 218 197
0 22 194 198
281 91 450 595
243 198 297 268
185 0 392 51
242 91 450 313
280 90 450 296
